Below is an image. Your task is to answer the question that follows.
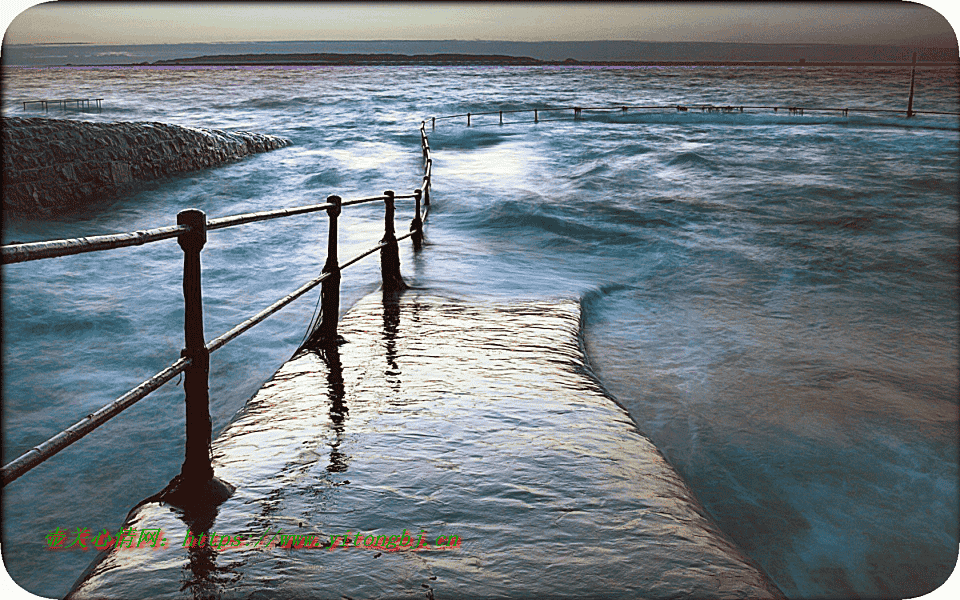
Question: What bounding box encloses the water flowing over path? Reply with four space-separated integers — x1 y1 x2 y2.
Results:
67 292 784 599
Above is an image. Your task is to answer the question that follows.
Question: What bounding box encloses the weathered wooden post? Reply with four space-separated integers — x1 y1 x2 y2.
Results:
380 190 405 291
411 189 424 251
907 51 917 118
500 111 503 124
535 109 538 123
432 116 435 130
467 112 471 127
316 195 342 342
177 209 214 486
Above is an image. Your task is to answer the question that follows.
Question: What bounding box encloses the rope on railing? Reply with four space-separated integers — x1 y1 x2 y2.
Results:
1 123 437 492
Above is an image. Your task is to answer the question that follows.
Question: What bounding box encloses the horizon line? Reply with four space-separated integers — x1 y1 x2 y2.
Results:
4 39 957 49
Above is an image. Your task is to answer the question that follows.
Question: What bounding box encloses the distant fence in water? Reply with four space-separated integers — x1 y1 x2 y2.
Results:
0 121 434 502
430 101 959 129
21 98 104 112
428 56 957 126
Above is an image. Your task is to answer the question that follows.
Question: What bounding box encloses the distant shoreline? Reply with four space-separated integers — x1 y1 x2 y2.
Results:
91 52 958 68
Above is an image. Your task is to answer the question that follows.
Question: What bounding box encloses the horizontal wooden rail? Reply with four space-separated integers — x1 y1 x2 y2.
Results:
1 356 192 486
206 202 336 230
2 194 423 265
2 225 187 264
342 195 387 207
206 272 331 354
339 241 388 270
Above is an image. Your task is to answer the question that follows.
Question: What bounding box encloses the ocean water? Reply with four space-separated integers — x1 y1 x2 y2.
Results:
1 64 958 599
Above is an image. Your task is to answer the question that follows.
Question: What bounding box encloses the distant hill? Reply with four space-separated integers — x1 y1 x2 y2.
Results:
150 52 543 66
146 51 957 68
3 40 957 67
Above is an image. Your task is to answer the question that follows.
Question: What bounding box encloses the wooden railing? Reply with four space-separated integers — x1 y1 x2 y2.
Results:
0 122 434 498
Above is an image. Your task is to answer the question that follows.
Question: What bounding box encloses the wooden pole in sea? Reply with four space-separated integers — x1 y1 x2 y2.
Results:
907 51 918 118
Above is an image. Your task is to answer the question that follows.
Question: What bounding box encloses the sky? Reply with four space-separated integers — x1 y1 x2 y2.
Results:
1 1 957 48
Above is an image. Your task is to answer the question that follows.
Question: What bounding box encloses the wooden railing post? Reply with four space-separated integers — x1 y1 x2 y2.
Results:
316 195 342 342
176 209 213 486
411 188 424 250
380 190 405 291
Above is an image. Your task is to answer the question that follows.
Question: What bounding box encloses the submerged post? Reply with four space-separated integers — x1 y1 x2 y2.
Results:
535 109 539 123
467 112 471 127
500 111 503 124
316 195 342 342
411 188 424 250
907 51 917 118
177 209 213 486
432 116 435 130
380 190 405 291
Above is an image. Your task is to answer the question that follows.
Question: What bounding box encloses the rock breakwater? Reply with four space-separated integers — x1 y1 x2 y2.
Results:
2 117 291 216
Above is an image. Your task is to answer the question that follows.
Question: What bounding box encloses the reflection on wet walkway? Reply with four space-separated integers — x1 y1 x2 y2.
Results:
68 292 783 599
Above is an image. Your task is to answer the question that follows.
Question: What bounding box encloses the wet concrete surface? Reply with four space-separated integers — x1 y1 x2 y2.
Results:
67 292 784 599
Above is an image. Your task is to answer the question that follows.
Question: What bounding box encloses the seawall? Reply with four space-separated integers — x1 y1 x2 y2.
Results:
2 117 290 217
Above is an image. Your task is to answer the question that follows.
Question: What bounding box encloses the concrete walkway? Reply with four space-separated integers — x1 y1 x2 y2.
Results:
68 292 783 599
